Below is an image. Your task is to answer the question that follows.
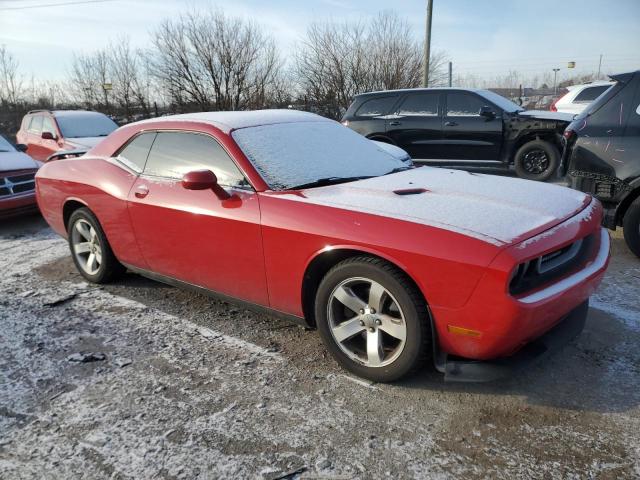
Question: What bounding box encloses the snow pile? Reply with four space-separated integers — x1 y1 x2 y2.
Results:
232 121 404 189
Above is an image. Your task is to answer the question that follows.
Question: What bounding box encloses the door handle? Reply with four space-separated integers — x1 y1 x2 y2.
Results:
389 121 402 126
134 184 149 198
445 121 458 127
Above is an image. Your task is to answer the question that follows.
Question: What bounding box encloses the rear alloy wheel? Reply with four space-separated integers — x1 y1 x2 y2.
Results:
315 257 431 382
68 207 125 283
514 139 559 182
623 197 640 258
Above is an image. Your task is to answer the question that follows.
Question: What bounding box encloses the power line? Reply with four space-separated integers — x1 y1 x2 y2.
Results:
0 0 118 10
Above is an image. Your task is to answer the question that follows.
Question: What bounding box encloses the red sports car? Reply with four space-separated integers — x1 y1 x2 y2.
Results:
35 111 610 382
1 135 42 219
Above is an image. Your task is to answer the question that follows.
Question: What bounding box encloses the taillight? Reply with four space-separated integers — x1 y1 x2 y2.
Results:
549 100 558 111
563 129 575 141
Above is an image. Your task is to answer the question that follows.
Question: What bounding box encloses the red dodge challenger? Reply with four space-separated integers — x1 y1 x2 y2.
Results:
35 111 610 382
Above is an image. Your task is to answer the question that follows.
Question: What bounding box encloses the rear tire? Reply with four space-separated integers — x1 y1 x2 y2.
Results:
623 197 640 258
67 207 125 283
514 139 559 182
315 256 431 382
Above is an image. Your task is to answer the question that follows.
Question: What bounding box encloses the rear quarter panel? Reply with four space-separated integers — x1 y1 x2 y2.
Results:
36 157 146 268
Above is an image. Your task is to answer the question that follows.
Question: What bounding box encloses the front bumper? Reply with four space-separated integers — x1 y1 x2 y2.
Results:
436 301 589 382
0 191 39 219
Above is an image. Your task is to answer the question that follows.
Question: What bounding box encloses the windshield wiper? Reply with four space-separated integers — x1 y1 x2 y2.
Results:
0 149 11 152
290 175 375 190
385 166 411 175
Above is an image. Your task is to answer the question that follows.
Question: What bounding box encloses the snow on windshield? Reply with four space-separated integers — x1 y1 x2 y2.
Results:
0 135 16 152
232 121 405 190
56 113 118 138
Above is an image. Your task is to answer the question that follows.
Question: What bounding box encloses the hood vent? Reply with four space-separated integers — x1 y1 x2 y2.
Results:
393 188 428 196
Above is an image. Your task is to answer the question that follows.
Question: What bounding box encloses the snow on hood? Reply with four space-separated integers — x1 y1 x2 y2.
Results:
64 137 106 149
284 168 590 246
0 151 39 172
518 110 575 122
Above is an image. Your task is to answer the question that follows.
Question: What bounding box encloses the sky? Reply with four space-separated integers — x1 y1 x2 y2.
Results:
0 0 638 85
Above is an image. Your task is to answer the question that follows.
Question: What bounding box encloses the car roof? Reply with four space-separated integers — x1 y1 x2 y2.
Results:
354 87 485 98
566 81 615 91
52 110 110 118
132 109 329 133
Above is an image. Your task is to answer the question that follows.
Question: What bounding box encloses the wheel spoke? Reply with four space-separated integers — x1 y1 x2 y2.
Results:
332 318 366 343
366 329 384 366
74 242 92 254
86 253 97 272
377 315 406 341
89 227 97 243
75 221 92 241
94 250 102 265
333 285 366 314
367 281 386 311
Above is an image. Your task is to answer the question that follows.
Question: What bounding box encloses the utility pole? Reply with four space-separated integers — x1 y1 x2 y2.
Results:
448 61 452 87
423 0 433 87
597 54 603 79
552 68 560 96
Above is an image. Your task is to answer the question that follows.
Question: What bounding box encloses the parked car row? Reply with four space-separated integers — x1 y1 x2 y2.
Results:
0 135 41 219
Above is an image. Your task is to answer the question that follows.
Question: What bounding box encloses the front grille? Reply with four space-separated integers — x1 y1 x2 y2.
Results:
0 171 36 197
510 234 596 296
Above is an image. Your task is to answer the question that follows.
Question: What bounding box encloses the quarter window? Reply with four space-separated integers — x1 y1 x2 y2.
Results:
144 132 247 187
446 93 488 117
117 132 157 172
574 85 611 103
398 93 439 116
355 96 398 117
28 116 43 134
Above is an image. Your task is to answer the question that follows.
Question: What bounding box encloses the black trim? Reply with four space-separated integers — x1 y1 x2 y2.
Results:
122 263 310 328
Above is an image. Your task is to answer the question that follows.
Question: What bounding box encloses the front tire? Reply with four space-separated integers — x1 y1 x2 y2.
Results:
67 207 125 283
315 256 431 382
514 139 559 182
623 197 640 258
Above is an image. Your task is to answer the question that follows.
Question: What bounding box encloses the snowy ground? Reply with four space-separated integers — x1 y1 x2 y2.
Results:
1 214 639 479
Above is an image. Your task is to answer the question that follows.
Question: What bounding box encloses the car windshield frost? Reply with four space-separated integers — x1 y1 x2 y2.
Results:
56 113 118 138
232 121 406 190
0 135 16 152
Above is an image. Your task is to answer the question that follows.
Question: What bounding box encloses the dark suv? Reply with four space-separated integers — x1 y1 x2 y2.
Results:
563 70 640 257
342 88 573 181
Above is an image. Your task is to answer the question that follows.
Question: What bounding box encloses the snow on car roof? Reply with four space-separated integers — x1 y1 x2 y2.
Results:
134 110 328 132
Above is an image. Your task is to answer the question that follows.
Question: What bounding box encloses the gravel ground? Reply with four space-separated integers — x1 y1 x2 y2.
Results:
1 214 639 479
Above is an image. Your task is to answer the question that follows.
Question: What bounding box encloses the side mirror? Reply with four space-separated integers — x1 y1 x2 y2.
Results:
16 143 28 152
42 131 57 140
479 106 496 119
181 169 231 200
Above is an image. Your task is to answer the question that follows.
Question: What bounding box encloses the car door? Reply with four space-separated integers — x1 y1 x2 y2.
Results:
385 92 445 160
25 115 45 160
126 130 269 306
41 116 62 159
442 92 503 161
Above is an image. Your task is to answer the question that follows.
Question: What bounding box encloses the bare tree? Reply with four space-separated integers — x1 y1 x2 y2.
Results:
0 46 23 106
69 49 110 110
295 11 448 118
151 8 284 111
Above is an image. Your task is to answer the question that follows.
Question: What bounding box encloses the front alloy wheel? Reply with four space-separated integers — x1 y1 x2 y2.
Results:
316 256 431 382
71 219 103 275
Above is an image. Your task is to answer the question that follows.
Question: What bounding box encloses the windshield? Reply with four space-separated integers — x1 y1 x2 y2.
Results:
56 112 118 138
232 121 406 190
0 135 16 152
478 90 524 113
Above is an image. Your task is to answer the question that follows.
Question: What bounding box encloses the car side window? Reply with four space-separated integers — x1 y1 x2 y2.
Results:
42 117 57 136
397 93 439 116
355 96 398 117
574 85 610 103
446 93 487 117
28 115 43 134
144 131 248 187
117 132 157 173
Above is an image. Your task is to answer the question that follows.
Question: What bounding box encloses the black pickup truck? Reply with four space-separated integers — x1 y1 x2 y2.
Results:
563 70 640 257
342 88 573 181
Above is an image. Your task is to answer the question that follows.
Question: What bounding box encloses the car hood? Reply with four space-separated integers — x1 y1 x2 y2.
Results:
0 151 40 172
517 110 575 122
286 168 590 246
64 137 106 149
